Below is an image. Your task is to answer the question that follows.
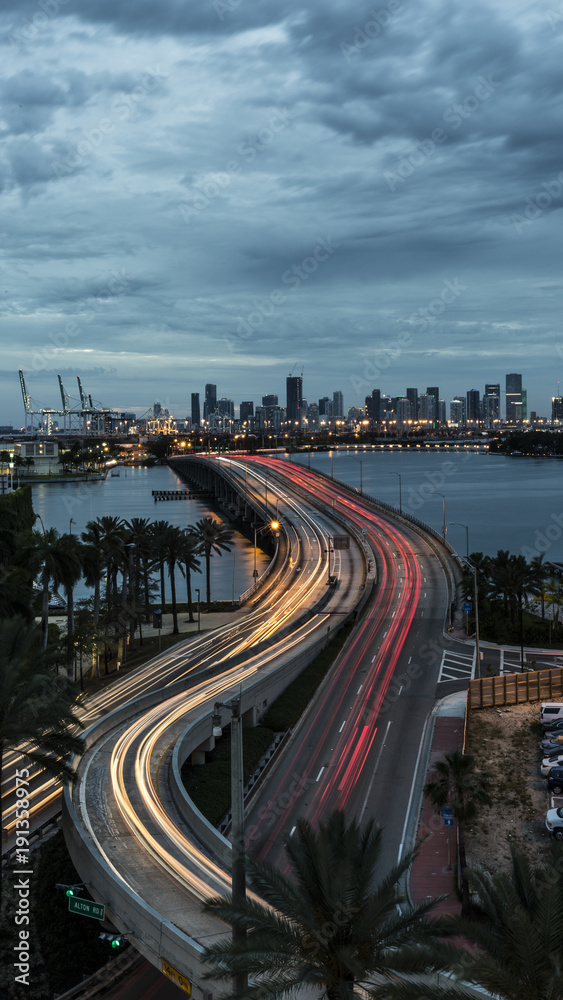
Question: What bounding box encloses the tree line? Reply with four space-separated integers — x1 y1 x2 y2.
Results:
463 550 563 646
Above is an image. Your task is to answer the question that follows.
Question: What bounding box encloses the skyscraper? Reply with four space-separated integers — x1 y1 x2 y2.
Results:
286 375 303 424
262 394 278 407
204 383 217 420
406 387 419 418
483 384 500 428
332 390 344 417
365 389 381 422
240 401 254 423
466 389 481 424
505 373 523 423
191 393 200 427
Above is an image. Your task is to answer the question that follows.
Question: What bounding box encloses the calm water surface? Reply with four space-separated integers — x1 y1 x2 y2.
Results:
284 450 563 563
33 452 563 602
32 465 268 601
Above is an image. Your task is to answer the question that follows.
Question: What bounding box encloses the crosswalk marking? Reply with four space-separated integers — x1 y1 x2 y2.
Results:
438 648 475 683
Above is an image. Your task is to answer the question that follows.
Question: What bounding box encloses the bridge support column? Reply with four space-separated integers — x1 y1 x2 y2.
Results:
190 736 215 766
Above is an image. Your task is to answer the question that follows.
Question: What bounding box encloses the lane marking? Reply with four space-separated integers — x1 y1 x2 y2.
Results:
290 826 296 837
357 685 363 694
316 767 325 782
371 655 376 663
398 711 432 863
360 720 392 819
408 656 412 664
339 720 346 732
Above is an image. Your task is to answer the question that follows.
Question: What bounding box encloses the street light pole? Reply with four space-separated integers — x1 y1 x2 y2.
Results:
461 556 481 680
389 472 402 514
195 588 201 633
449 521 469 558
431 491 446 541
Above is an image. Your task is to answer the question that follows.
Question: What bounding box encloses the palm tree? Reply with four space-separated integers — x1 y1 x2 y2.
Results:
195 516 233 608
96 515 126 615
161 524 186 634
424 750 492 917
25 526 63 649
203 810 470 1000
528 553 551 620
450 843 563 999
51 533 84 677
149 519 171 606
124 517 153 608
81 522 105 627
0 616 84 904
180 528 201 622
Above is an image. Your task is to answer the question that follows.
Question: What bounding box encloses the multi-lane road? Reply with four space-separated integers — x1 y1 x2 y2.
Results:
3 454 513 996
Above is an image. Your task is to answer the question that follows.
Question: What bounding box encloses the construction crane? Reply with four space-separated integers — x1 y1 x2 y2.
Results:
19 370 32 417
76 376 88 410
58 374 70 413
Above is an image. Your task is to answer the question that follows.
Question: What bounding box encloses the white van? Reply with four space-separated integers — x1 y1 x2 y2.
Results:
540 703 563 728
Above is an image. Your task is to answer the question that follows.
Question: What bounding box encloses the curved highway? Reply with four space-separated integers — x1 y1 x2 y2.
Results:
60 456 459 996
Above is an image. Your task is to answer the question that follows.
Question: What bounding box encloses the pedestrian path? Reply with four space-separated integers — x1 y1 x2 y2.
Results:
437 647 475 683
408 693 466 917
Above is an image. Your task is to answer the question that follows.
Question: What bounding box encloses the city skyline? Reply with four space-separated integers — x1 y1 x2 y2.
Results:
1 1 562 423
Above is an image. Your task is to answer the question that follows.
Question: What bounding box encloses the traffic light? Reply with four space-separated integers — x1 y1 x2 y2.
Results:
99 932 128 949
54 883 83 896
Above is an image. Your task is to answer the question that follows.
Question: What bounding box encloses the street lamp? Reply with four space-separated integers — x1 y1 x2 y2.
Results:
449 521 469 558
460 556 481 680
69 518 74 535
212 698 247 995
195 588 201 633
253 521 279 579
389 472 402 514
430 491 447 541
351 455 363 496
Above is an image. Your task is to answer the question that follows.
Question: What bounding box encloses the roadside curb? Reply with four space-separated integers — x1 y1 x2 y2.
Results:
404 691 466 906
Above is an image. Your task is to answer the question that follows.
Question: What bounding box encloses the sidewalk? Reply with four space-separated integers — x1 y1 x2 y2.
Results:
408 692 466 916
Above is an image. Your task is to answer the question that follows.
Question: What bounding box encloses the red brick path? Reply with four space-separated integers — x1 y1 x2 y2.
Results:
409 717 465 916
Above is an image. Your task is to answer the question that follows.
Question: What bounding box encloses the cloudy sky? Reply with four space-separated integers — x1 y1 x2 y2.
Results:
0 0 562 425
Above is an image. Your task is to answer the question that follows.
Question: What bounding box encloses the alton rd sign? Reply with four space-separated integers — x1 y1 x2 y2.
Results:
68 896 105 920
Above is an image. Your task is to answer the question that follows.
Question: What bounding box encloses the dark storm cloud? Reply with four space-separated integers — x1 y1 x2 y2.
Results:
0 0 561 422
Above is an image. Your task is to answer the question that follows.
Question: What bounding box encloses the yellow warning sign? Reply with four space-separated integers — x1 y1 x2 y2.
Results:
161 959 192 994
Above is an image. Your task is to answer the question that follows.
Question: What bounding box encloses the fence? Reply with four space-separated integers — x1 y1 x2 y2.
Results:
468 667 563 709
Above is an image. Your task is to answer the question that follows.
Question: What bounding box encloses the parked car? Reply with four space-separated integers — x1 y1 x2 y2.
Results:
541 756 563 776
547 767 563 795
540 734 563 753
546 806 563 839
543 744 563 760
544 719 563 737
540 703 563 728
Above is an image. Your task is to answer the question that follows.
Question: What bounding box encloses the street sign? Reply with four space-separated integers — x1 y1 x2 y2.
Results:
440 805 453 818
162 959 191 994
444 817 454 827
462 601 472 612
68 896 105 921
332 535 350 550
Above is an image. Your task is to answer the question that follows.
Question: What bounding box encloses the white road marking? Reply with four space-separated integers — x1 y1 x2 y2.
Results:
357 685 363 694
360 720 392 819
408 656 412 664
290 826 296 837
316 767 325 782
339 720 346 732
371 655 376 662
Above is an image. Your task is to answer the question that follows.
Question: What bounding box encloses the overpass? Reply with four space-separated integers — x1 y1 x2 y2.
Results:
62 456 464 996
